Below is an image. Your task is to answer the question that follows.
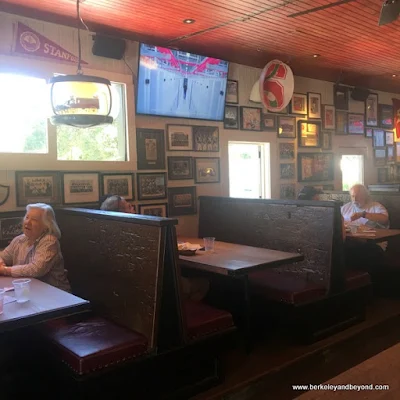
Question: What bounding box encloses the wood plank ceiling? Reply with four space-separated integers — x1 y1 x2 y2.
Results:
1 0 400 93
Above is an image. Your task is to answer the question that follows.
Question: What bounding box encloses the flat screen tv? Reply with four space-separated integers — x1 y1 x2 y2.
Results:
136 43 229 121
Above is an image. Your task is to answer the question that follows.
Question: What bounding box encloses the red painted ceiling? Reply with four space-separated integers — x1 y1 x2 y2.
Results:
2 0 400 93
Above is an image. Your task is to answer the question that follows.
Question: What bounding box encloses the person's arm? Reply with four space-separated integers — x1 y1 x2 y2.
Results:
7 236 60 278
351 204 389 225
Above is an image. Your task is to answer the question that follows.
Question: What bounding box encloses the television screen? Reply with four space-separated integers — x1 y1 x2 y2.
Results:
136 43 229 121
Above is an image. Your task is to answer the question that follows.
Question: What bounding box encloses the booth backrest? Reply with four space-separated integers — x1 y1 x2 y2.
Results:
198 196 345 292
319 191 400 229
56 208 178 352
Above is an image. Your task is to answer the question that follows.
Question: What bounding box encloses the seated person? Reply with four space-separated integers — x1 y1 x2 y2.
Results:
341 184 389 274
297 186 322 200
100 195 136 213
0 203 71 292
100 197 209 301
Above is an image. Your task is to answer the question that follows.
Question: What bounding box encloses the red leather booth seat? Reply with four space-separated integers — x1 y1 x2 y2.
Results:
248 270 371 305
42 316 148 375
185 300 234 340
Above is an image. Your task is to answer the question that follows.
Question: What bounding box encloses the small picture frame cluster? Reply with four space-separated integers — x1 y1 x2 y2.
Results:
167 124 219 152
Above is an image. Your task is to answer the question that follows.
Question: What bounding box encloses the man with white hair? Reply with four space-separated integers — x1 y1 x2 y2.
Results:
0 203 70 292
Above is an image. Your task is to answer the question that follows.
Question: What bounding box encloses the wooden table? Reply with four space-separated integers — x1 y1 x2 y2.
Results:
0 277 90 333
178 237 304 350
297 342 398 399
346 228 400 243
178 237 304 276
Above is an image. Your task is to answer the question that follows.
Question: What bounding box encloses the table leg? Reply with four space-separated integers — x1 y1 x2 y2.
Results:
239 275 253 353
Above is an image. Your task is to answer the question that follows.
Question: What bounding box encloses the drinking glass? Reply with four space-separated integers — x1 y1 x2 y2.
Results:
203 237 216 252
12 279 31 303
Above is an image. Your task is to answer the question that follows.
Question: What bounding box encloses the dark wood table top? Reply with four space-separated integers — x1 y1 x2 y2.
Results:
0 277 90 333
346 228 400 243
178 237 304 276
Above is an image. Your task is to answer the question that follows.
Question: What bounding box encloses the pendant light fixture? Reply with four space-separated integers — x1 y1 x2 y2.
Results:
49 0 113 128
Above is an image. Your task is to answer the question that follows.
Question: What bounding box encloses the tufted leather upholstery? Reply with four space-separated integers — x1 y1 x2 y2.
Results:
345 270 371 290
185 300 234 340
42 316 148 375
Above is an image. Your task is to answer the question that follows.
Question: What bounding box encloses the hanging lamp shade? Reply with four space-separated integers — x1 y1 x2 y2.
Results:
49 74 113 128
249 80 261 103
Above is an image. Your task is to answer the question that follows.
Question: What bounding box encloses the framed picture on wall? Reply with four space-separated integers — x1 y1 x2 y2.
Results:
278 116 296 138
194 157 220 183
280 163 295 179
322 105 335 130
62 172 100 205
298 120 321 148
0 185 10 206
167 156 193 180
193 126 219 151
137 173 167 201
101 173 134 200
167 125 193 151
335 111 348 135
365 93 378 127
386 131 394 145
365 128 373 138
261 113 277 131
290 93 307 115
136 128 166 170
139 203 168 217
387 145 395 163
168 186 197 216
280 184 296 199
321 131 332 150
224 105 239 129
373 129 385 147
15 171 62 207
377 168 388 183
240 106 262 131
279 142 295 160
379 104 394 128
374 148 387 166
348 113 365 135
226 79 239 104
297 153 334 182
307 92 322 119
396 143 400 163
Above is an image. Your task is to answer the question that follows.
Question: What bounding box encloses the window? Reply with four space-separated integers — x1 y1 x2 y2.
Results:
0 72 127 162
0 73 48 154
56 82 127 161
228 142 271 199
341 155 364 191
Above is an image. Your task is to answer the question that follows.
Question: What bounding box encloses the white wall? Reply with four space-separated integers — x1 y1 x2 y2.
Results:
0 11 399 237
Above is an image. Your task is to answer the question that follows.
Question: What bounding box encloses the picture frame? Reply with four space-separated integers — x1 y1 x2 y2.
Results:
365 93 378 127
167 156 193 180
15 171 61 207
334 85 349 111
297 153 334 182
279 142 295 160
101 173 134 200
373 129 385 147
379 104 394 129
280 184 296 199
365 128 373 138
290 93 307 115
322 105 335 130
385 131 394 145
261 112 277 131
387 145 395 163
62 172 100 205
396 143 400 163
307 92 322 119
298 120 322 148
224 105 239 129
377 168 388 183
335 110 348 135
168 186 197 216
136 128 166 170
321 131 332 150
280 163 295 179
166 124 193 151
137 172 167 201
348 113 365 135
226 79 239 104
240 106 262 131
374 148 387 167
278 116 296 138
139 203 168 217
193 126 219 151
0 217 23 241
194 157 220 183
0 184 10 206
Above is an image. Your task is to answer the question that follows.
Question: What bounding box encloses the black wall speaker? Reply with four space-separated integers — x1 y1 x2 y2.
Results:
378 0 400 26
351 87 370 102
92 34 126 60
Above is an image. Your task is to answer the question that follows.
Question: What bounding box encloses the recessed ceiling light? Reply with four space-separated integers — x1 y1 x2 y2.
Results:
256 48 261 52
313 54 320 58
392 74 397 77
183 19 195 24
